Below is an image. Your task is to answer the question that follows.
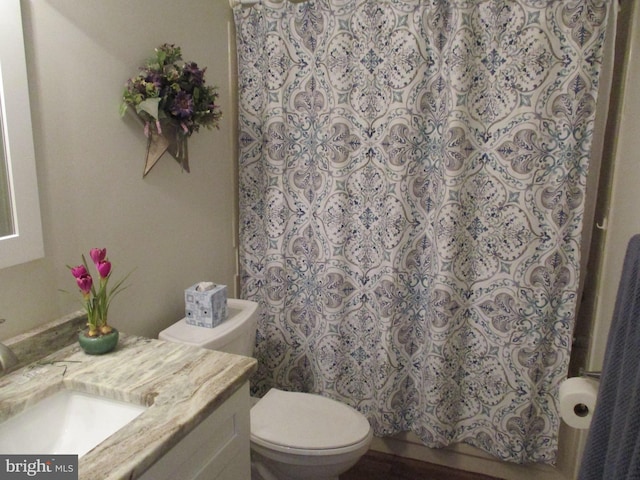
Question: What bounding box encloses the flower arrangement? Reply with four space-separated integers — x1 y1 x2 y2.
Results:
69 248 130 338
120 43 222 138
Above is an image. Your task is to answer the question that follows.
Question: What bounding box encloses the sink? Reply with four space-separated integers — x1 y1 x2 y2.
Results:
0 389 147 457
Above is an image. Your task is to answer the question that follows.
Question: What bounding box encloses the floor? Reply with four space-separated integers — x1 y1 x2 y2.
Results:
341 450 504 480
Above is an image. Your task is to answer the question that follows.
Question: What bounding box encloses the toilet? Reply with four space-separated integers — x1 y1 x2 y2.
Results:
158 298 373 480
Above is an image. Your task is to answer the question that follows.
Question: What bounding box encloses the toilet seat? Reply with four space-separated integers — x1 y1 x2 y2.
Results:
250 389 372 456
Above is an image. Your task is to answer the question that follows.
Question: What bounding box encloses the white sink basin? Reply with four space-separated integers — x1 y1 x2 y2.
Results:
0 389 147 457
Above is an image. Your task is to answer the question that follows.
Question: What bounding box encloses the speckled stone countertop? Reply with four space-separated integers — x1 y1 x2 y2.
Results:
0 321 257 480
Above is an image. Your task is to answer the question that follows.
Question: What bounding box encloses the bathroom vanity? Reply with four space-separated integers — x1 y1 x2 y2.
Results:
0 313 257 480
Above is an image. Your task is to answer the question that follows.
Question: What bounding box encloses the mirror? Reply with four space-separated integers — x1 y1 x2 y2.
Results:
0 0 44 269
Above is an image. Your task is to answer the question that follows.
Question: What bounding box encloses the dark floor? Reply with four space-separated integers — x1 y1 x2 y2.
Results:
340 450 504 480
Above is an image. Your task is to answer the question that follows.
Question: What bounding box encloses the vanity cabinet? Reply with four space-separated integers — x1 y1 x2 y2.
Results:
139 382 251 480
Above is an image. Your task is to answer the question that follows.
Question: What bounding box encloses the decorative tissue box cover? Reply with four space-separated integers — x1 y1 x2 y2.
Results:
185 283 227 328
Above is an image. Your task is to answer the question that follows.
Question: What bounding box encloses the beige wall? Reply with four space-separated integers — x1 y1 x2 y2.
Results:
588 1 640 371
0 0 237 340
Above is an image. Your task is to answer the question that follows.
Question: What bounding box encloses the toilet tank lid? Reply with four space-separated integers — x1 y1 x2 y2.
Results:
250 388 371 451
159 318 220 347
158 298 257 348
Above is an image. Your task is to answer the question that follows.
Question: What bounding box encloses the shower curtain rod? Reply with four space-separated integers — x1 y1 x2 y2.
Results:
229 0 307 7
229 0 256 6
231 0 621 7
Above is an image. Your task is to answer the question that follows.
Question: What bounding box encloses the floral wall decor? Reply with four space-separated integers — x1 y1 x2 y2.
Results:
121 44 222 177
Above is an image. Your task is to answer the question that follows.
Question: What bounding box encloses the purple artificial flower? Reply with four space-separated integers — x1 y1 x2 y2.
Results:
96 261 112 279
170 91 194 119
183 62 205 86
145 71 163 89
76 274 93 296
71 265 88 279
90 248 107 266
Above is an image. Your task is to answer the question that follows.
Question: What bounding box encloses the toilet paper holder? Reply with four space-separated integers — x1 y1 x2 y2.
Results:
579 368 601 380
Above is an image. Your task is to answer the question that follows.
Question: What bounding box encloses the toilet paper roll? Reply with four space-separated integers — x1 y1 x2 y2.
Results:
559 377 599 429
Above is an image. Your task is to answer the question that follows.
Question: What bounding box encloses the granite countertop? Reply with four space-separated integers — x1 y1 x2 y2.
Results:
0 330 257 480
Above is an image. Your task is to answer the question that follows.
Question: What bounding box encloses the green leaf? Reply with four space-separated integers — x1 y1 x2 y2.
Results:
136 97 161 120
157 50 166 66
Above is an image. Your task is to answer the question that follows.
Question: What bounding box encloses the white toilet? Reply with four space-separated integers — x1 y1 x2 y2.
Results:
158 298 373 480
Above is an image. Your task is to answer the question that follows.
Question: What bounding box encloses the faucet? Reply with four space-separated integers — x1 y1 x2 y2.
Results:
0 342 18 374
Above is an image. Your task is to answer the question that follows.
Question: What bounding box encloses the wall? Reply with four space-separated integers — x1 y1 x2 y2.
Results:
0 0 237 340
587 0 640 372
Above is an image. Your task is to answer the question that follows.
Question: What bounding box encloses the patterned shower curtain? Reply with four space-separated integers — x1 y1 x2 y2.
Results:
234 0 611 464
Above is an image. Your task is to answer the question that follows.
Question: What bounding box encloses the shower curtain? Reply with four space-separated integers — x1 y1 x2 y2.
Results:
234 0 611 464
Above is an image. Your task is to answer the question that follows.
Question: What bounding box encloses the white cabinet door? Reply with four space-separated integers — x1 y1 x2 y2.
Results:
139 382 251 480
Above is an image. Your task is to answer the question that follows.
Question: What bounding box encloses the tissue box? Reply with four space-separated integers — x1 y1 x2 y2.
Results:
185 283 227 328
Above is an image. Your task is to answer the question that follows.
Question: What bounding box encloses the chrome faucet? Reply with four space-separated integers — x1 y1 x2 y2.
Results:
0 342 18 374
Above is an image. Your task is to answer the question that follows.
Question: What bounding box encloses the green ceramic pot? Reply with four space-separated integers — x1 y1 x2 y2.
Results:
78 328 119 355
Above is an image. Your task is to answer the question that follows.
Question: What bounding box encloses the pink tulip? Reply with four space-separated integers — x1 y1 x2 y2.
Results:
76 274 93 295
97 260 112 279
90 248 107 266
70 265 88 279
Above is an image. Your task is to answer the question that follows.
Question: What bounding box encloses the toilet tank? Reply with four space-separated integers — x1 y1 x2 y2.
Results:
158 298 258 357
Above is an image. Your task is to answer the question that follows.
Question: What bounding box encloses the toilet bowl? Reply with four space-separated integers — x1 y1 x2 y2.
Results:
250 388 372 480
158 298 373 480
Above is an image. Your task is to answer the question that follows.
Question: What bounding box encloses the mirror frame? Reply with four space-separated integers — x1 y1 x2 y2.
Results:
0 0 44 269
